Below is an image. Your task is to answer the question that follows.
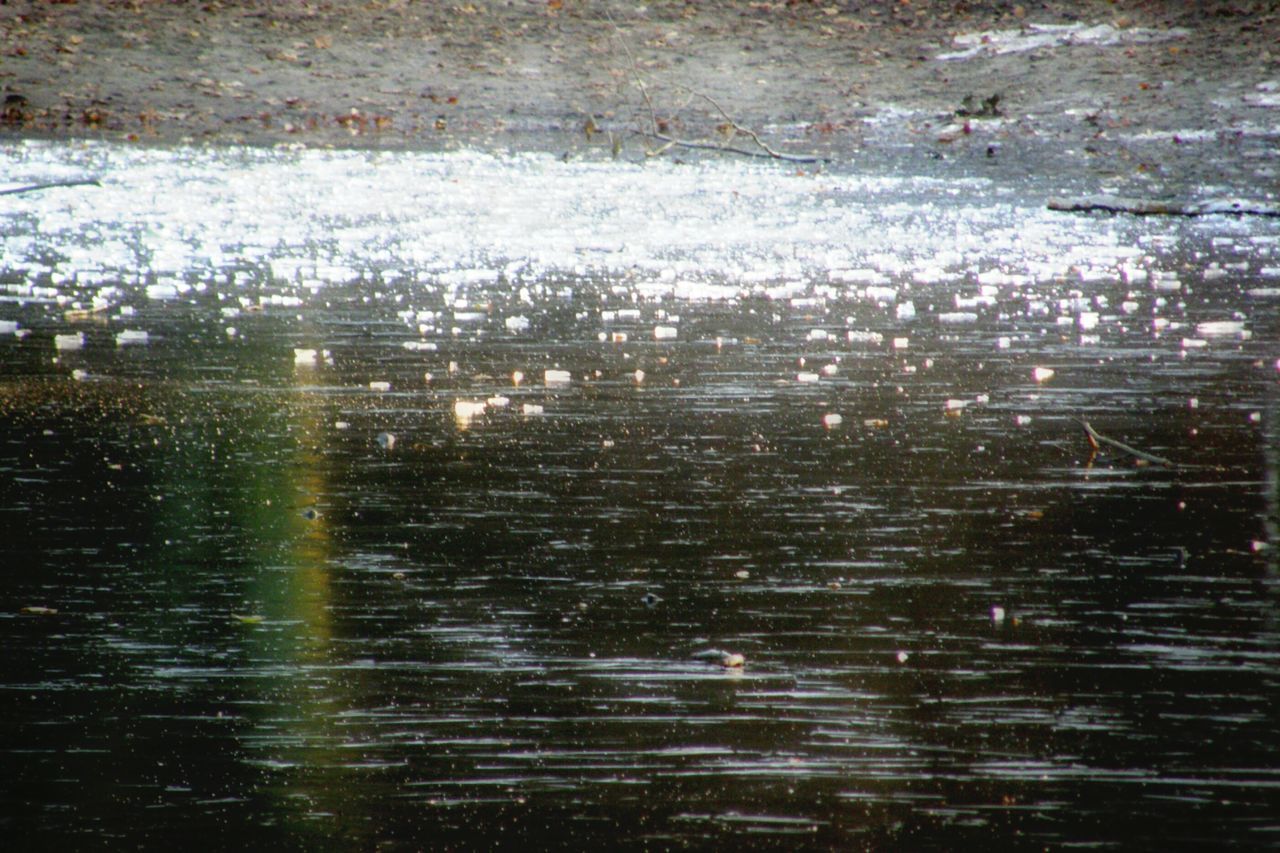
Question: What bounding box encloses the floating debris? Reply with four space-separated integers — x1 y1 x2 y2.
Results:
376 432 396 450
693 649 745 668
54 332 85 351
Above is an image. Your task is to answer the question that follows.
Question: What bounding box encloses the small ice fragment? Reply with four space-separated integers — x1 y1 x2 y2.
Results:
1195 320 1245 337
402 340 438 351
796 372 821 383
892 337 909 350
115 329 149 347
294 348 318 365
633 369 645 384
376 432 396 450
1180 338 1207 350
847 330 884 345
334 421 350 430
1250 411 1262 423
369 381 392 391
996 336 1011 349
807 328 829 341
54 332 85 351
653 325 678 340
822 413 843 428
487 395 510 408
944 398 968 412
1188 397 1198 409
544 369 571 386
71 369 89 381
521 403 544 415
512 370 524 386
896 301 916 320
225 327 238 338
990 605 1006 624
454 400 486 427
505 315 530 333
938 311 978 324
820 363 838 377
1078 312 1099 330
0 320 17 335
896 651 910 664
1014 414 1032 426
1032 366 1055 383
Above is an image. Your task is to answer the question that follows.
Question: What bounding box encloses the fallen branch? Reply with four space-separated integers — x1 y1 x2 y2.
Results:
0 178 101 196
1048 194 1280 217
605 11 826 164
1080 419 1174 467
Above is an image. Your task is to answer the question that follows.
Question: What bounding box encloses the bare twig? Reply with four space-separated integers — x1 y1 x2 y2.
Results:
602 11 826 164
1080 419 1174 467
0 178 100 197
1049 195 1280 217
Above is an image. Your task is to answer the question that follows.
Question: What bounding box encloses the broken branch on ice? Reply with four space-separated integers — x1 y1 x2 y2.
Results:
1080 419 1174 467
0 178 101 196
1048 195 1280 217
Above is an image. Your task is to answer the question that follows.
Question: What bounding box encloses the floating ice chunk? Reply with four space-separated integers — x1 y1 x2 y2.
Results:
116 329 149 346
294 348 318 365
847 331 884 345
544 369 571 386
822 413 843 428
996 336 1011 349
1078 312 1099 331
896 301 916 321
512 370 525 386
1181 338 1207 349
487 395 510 408
820 363 838 377
505 315 530 333
521 403 544 416
369 380 392 391
454 399 486 427
633 369 645 384
146 283 179 300
807 328 829 341
990 606 1006 624
402 341 438 352
1014 414 1032 426
892 337 909 350
1195 320 1246 337
653 325 678 340
864 285 898 303
944 399 968 412
1032 366 1055 383
54 332 85 351
796 372 821 383
0 320 17 335
938 312 978 324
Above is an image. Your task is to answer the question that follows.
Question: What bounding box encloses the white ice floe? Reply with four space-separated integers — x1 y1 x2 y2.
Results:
938 22 1189 61
115 329 149 346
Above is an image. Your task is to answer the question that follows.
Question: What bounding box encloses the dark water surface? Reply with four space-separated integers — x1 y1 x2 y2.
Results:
1 143 1279 850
